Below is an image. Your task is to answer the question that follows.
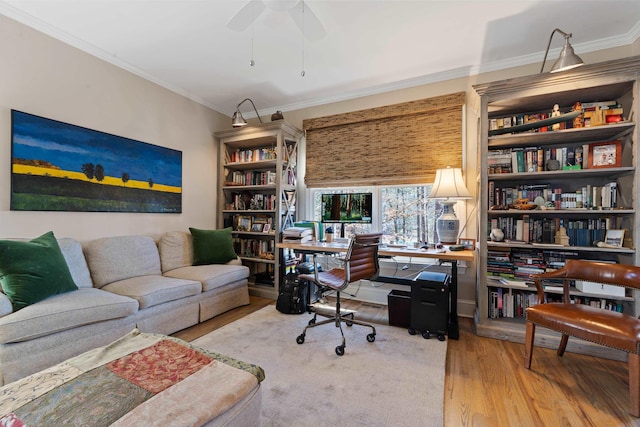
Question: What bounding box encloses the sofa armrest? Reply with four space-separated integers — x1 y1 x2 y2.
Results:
0 293 13 317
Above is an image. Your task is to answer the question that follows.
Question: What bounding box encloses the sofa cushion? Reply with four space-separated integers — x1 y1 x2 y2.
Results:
0 288 138 344
0 231 78 311
58 238 93 289
101 275 201 309
164 264 250 292
84 235 162 288
158 231 193 273
189 227 237 265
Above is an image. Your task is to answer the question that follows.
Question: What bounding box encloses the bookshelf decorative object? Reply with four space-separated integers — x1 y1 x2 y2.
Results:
215 121 303 299
474 56 640 359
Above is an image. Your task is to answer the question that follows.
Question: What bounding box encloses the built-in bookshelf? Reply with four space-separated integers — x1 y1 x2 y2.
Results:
474 56 640 359
215 121 303 299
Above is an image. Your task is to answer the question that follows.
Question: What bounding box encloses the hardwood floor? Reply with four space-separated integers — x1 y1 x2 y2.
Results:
174 296 638 426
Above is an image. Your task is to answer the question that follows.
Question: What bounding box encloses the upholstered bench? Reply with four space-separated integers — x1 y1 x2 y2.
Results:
0 329 264 426
524 259 640 416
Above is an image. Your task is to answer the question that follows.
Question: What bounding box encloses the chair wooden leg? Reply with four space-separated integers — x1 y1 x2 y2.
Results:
524 321 535 369
557 334 569 357
629 353 640 417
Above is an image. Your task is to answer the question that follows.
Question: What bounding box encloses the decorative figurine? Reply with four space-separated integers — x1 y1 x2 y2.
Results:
551 104 561 130
555 226 570 246
572 102 584 128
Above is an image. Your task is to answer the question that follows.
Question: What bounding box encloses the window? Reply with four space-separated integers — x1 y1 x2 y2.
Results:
311 184 439 245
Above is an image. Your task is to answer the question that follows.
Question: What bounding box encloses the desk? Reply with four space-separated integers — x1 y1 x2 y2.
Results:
276 241 475 339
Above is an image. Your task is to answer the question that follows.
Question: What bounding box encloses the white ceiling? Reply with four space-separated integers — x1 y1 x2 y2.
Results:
2 0 640 118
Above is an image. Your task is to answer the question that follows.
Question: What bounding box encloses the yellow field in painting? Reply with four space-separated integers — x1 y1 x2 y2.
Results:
13 164 181 194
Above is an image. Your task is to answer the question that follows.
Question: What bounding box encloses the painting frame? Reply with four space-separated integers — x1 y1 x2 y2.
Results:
604 229 625 248
589 140 622 169
458 238 476 250
235 215 251 232
11 110 182 213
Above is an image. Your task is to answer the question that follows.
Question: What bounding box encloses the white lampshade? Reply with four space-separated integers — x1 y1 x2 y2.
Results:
428 167 472 200
428 167 472 244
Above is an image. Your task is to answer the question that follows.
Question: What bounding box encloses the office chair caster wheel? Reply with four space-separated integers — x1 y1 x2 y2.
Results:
335 345 345 356
422 331 431 339
308 319 315 326
366 333 376 342
296 334 305 344
346 321 353 327
437 334 446 341
408 328 416 335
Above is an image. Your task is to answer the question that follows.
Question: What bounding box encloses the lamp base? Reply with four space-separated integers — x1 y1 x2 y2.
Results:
436 201 459 245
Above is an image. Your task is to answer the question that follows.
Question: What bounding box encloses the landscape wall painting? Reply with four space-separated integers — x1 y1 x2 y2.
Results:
11 110 182 213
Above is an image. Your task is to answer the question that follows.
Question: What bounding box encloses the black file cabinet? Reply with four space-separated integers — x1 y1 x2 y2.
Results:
409 271 450 341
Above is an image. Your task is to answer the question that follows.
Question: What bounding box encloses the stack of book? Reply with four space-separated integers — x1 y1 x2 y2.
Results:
487 149 513 174
283 226 313 243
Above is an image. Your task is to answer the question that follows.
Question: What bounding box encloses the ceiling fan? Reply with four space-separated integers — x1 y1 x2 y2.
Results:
226 0 327 41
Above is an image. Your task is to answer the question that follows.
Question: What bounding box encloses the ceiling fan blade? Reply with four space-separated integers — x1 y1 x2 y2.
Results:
226 0 267 31
288 1 326 41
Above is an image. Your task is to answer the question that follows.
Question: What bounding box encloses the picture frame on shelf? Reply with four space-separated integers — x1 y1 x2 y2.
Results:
589 140 622 168
458 238 476 250
604 229 625 248
235 215 251 231
251 224 263 232
262 223 271 233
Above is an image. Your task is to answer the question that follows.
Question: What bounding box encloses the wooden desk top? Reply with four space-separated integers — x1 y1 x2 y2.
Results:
276 240 476 262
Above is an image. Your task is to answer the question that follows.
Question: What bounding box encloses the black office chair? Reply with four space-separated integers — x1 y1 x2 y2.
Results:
296 232 382 356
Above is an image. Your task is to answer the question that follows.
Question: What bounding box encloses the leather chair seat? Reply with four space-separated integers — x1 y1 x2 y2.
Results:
527 303 640 353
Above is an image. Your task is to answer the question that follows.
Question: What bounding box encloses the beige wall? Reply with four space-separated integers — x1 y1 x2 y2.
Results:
0 15 228 240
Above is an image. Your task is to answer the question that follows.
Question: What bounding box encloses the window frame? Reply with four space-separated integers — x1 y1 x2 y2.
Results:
308 183 440 245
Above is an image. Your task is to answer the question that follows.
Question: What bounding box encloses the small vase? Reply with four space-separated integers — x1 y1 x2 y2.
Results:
490 228 504 242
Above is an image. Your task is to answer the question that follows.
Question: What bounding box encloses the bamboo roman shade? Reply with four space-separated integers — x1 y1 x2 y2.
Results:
303 92 466 187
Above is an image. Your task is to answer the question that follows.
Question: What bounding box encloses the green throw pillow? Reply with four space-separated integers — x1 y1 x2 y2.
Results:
0 231 78 311
189 227 237 265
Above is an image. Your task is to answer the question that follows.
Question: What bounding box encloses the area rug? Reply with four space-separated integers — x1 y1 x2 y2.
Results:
193 305 447 427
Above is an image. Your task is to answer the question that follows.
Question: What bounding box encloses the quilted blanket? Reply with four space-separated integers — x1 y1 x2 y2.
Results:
0 329 264 426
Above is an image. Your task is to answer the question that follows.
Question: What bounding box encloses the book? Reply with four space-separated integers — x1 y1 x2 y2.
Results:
283 235 312 243
499 278 530 288
283 227 313 238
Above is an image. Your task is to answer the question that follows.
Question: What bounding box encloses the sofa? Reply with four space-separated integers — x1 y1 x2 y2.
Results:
0 230 250 385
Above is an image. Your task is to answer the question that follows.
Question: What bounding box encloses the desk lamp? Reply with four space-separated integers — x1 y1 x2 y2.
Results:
540 28 584 73
232 98 264 127
428 166 472 245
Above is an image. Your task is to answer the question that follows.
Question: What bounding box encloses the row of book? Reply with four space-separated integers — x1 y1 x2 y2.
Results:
226 170 276 187
488 140 621 175
489 181 619 209
488 286 624 319
226 193 278 211
489 216 611 246
233 237 275 260
489 288 539 318
227 147 277 163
